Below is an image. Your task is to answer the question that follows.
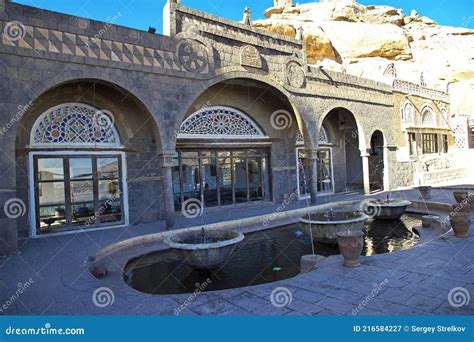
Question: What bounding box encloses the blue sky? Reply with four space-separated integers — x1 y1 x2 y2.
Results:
12 0 474 32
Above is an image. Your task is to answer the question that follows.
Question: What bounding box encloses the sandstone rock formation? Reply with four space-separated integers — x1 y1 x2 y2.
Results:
254 0 474 114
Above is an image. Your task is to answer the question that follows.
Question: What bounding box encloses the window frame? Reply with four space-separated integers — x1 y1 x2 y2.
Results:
421 133 439 154
29 151 129 238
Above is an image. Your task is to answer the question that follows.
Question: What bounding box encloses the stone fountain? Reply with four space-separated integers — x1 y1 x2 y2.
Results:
362 195 412 220
299 210 368 244
164 228 245 270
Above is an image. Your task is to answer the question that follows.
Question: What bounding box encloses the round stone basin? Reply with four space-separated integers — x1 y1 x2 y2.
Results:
363 199 412 220
299 211 368 244
164 229 244 270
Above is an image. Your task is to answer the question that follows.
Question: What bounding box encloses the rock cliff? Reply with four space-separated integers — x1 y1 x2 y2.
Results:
254 0 474 114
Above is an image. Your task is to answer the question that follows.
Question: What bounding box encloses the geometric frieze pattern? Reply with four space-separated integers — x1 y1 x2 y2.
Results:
392 79 450 103
2 23 184 72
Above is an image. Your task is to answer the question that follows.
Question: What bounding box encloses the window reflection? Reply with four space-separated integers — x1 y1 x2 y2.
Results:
35 155 124 234
172 149 270 210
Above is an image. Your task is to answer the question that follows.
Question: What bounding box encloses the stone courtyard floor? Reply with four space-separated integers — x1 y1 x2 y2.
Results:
0 187 473 315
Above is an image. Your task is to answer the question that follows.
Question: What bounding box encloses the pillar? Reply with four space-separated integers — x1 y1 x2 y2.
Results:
306 149 319 205
160 152 176 229
361 151 370 194
0 0 5 14
383 146 390 191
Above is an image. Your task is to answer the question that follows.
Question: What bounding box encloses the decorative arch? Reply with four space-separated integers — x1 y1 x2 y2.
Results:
297 126 329 145
30 103 121 147
421 105 436 127
400 100 416 127
177 106 267 139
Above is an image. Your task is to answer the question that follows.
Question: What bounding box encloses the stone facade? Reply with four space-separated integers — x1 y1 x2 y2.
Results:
0 0 459 254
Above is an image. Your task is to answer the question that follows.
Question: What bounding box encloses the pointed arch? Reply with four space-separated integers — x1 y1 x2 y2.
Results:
421 105 436 127
400 100 416 127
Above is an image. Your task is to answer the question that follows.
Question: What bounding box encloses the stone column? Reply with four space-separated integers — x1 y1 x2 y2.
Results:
306 149 319 205
0 0 5 14
160 152 176 229
361 151 371 195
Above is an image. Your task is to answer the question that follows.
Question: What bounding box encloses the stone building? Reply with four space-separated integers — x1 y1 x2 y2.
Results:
0 0 460 255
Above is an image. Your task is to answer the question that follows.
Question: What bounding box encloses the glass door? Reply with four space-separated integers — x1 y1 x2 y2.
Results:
201 152 218 207
34 154 124 234
218 152 233 206
173 149 270 210
318 148 333 193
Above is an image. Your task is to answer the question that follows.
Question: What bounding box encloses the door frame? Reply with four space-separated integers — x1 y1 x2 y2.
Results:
28 150 129 238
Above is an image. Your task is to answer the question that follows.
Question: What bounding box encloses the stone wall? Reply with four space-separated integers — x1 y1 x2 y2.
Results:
0 0 463 253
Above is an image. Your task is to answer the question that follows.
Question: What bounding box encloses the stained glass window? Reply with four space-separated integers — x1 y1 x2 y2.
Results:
31 103 120 146
177 107 264 138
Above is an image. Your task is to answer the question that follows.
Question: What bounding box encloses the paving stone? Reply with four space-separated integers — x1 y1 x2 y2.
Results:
384 303 425 315
377 288 417 303
316 298 353 315
402 294 445 312
291 289 328 304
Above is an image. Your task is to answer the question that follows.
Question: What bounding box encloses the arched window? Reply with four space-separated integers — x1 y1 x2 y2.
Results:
421 105 437 127
31 103 120 147
177 106 266 139
29 103 127 236
319 126 330 144
401 101 415 127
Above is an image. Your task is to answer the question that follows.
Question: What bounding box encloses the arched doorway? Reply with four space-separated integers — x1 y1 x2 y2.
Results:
319 108 364 193
173 78 302 212
369 130 385 192
27 103 128 236
15 80 161 237
296 125 334 199
173 106 271 210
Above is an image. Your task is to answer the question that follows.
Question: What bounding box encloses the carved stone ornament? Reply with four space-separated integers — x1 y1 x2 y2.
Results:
240 45 262 68
177 39 209 73
287 62 305 88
